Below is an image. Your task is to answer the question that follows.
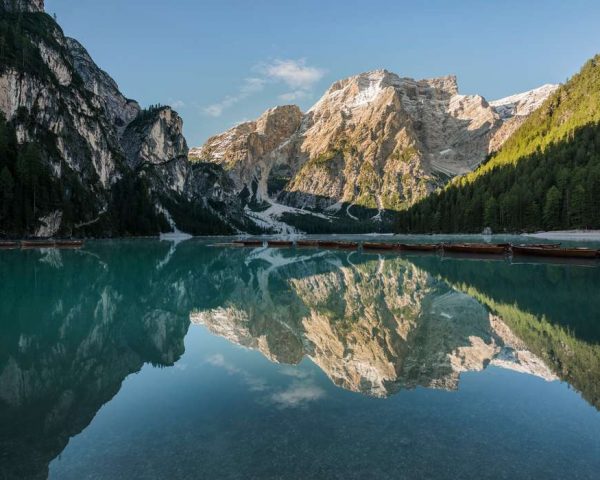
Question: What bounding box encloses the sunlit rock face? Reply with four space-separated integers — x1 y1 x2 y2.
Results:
192 70 557 223
191 251 555 397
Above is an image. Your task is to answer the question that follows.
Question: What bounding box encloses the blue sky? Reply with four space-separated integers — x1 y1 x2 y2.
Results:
46 0 600 146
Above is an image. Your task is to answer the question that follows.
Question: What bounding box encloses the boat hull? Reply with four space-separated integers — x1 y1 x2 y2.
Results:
512 245 599 259
317 241 358 250
443 244 508 255
296 240 320 247
21 241 56 248
399 243 440 252
268 240 293 247
55 241 84 248
233 240 264 247
363 242 401 251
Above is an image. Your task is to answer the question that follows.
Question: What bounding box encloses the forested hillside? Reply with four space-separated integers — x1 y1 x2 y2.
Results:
0 5 250 237
397 55 600 233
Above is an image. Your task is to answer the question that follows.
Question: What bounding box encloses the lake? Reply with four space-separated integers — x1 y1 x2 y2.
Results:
1 237 599 479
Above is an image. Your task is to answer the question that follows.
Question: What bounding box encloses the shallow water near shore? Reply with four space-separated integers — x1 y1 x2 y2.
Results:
1 236 599 479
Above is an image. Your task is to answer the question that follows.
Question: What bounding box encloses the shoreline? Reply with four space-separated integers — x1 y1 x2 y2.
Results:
524 230 600 241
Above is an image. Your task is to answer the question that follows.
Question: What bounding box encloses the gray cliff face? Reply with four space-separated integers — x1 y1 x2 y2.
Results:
192 70 557 231
0 2 243 236
65 37 141 137
0 12 120 232
122 107 189 196
1 0 44 12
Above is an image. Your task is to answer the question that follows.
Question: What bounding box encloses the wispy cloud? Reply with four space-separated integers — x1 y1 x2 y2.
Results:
262 59 324 90
203 77 266 117
203 59 325 117
205 354 268 391
204 354 325 407
278 90 311 102
270 381 326 409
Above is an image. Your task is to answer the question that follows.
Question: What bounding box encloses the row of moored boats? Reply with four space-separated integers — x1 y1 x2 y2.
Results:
233 240 600 259
0 239 85 249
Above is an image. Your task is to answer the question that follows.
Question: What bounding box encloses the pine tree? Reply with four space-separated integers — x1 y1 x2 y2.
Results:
543 186 562 230
0 166 14 220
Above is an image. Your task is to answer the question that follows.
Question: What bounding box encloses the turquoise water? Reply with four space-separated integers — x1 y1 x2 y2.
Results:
1 238 599 479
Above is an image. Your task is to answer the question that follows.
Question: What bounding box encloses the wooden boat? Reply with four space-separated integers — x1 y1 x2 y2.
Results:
268 240 293 247
362 242 401 251
519 243 561 249
398 243 441 252
55 239 85 248
21 240 56 248
0 241 19 249
296 240 320 247
317 240 358 250
511 245 599 259
233 239 264 247
443 243 508 255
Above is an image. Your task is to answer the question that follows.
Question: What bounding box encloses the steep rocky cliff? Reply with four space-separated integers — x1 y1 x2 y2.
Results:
191 71 557 232
0 1 247 237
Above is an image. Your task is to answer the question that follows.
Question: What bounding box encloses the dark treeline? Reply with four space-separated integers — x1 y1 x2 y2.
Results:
397 122 600 233
0 114 64 235
398 54 600 234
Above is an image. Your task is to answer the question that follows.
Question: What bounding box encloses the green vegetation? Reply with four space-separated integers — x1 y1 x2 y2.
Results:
398 55 600 233
109 170 170 236
407 255 600 409
125 104 165 131
458 286 600 410
0 114 62 235
280 210 388 234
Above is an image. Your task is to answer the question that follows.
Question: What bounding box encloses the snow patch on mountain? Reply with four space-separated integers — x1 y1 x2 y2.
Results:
490 84 559 120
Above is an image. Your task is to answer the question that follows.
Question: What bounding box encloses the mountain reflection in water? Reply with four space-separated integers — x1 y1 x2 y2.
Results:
1 239 599 479
192 248 557 397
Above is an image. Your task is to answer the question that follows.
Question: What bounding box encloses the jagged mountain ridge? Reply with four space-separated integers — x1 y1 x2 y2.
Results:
0 0 561 236
396 54 600 233
0 0 253 237
191 70 557 231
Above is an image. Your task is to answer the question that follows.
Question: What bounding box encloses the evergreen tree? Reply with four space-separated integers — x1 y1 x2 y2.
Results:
0 166 14 220
543 186 562 230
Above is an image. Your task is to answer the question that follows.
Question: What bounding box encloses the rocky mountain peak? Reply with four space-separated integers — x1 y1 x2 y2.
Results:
255 104 302 138
192 68 558 233
487 83 559 152
425 74 459 96
1 0 44 12
490 83 559 120
317 70 460 110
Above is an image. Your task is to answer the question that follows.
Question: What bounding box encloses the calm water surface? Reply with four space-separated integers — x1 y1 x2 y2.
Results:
1 236 599 479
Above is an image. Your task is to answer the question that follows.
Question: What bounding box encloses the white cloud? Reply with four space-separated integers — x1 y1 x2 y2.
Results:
170 99 186 109
278 90 311 102
204 354 324 406
203 77 267 117
263 59 324 90
205 354 268 391
240 77 266 94
270 381 325 408
203 59 324 117
204 97 237 117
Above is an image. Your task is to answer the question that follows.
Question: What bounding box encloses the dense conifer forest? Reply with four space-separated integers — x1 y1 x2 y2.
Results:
397 56 600 233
